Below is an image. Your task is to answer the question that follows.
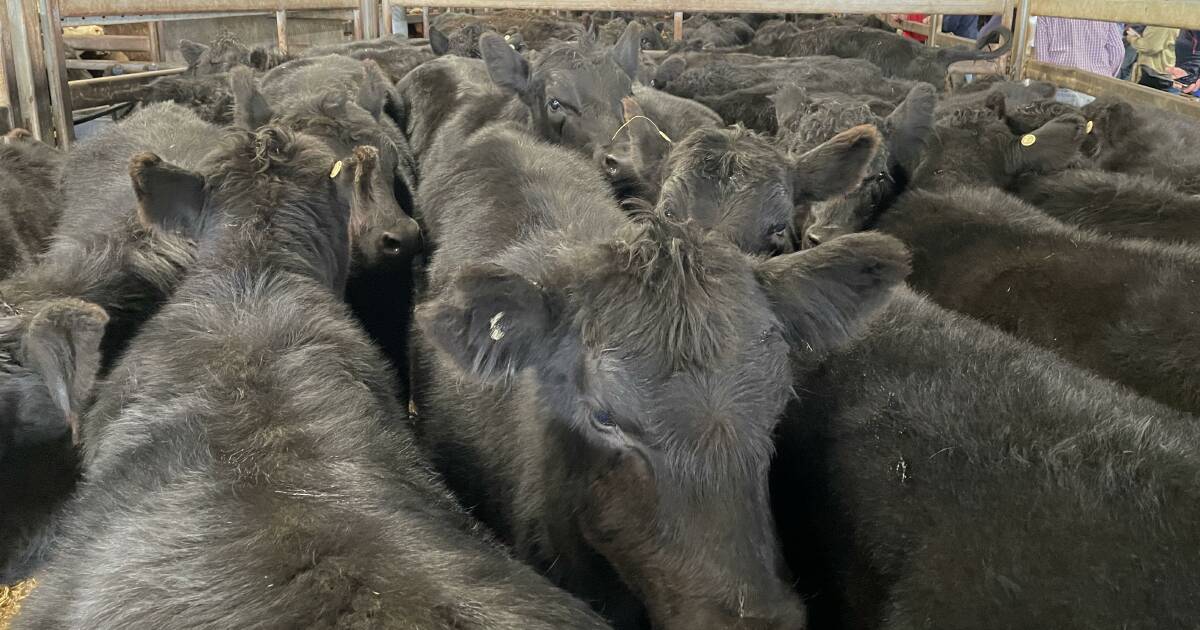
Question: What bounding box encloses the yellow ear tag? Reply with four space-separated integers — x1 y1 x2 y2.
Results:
330 160 343 178
1020 134 1037 147
1086 120 1094 134
504 34 511 41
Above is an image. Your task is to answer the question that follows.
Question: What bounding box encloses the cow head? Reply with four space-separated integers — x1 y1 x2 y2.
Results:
0 298 107 458
229 66 421 274
418 215 910 629
480 23 641 157
654 121 881 256
797 83 937 247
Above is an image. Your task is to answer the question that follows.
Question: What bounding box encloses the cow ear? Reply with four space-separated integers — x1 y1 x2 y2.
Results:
791 124 881 203
1012 113 1087 175
581 14 598 44
772 84 809 130
180 39 208 66
611 21 642 80
19 299 109 444
985 91 1006 119
756 232 909 355
230 66 274 130
429 26 451 56
129 152 206 236
356 60 392 120
417 264 558 384
653 56 685 89
884 83 936 173
481 32 529 94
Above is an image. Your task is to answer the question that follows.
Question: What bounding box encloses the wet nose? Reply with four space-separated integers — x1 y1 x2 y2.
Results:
603 154 621 175
378 226 422 257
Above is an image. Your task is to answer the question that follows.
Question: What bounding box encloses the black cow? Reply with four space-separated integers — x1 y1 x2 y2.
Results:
480 25 643 159
873 185 1200 417
302 36 435 82
652 123 882 255
179 31 288 76
753 25 1012 87
774 288 1200 630
12 126 611 630
682 16 756 49
139 72 235 125
395 56 502 164
429 23 498 58
1013 168 1200 244
1082 97 1200 194
0 129 64 280
412 90 909 627
433 9 584 51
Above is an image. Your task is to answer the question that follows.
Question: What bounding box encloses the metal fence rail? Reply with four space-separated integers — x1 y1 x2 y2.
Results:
5 0 1200 145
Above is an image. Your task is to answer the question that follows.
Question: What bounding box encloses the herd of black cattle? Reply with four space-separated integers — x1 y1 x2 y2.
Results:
1 9 1199 629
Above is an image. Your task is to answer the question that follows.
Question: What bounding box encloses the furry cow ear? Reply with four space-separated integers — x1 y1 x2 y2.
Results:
791 124 882 203
772 84 809 130
653 57 686 89
417 264 556 384
180 39 208 66
356 60 392 120
230 66 274 130
429 26 451 56
611 22 642 80
884 83 937 174
756 232 909 355
19 299 109 444
1011 113 1087 175
481 32 530 94
129 152 206 236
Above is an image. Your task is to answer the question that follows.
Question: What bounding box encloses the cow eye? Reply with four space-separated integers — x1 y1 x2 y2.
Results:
592 409 617 428
548 98 562 112
768 222 788 235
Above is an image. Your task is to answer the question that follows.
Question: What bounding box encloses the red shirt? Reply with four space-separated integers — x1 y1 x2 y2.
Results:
903 13 928 43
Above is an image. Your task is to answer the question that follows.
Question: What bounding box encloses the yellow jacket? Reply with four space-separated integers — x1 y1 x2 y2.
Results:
1133 27 1179 75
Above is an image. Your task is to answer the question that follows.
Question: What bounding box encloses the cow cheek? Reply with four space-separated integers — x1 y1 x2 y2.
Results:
578 450 659 561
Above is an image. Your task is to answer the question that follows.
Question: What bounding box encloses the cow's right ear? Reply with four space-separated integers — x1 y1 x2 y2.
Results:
230 66 273 130
652 57 685 89
129 152 206 235
417 263 557 384
884 83 937 173
481 32 529 94
772 84 809 130
19 299 109 445
755 232 909 355
429 26 451 56
180 39 208 66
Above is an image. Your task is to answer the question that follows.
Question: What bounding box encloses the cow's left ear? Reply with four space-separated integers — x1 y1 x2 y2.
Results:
129 152 206 236
756 232 909 355
230 66 274 130
611 22 642 80
481 32 530 94
791 124 881 204
416 263 559 384
19 299 109 444
1011 113 1087 175
180 39 208 66
356 59 392 120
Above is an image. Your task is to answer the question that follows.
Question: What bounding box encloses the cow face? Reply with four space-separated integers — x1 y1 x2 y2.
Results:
419 215 909 629
481 23 641 157
180 32 252 76
654 123 880 255
797 84 937 247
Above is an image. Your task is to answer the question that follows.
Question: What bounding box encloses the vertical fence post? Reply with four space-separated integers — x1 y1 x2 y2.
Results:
353 9 364 39
673 11 683 41
276 9 288 54
421 7 430 39
38 0 73 146
1010 0 1032 79
10 0 53 141
381 0 393 35
928 14 941 48
0 6 24 128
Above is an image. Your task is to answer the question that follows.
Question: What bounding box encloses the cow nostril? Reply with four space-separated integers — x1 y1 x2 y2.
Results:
603 154 620 175
805 231 822 247
380 232 405 255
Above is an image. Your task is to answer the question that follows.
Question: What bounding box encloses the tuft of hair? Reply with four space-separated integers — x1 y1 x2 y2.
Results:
579 212 739 374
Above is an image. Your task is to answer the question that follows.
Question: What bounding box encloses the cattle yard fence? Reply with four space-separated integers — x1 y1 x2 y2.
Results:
3 0 1199 147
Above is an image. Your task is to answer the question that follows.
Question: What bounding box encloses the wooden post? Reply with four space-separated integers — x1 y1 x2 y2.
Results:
0 5 24 127
147 20 164 61
10 0 53 141
360 0 377 39
381 0 392 34
421 7 430 38
928 14 941 48
275 9 288 53
1010 0 1032 79
353 8 363 39
38 0 74 145
673 11 683 41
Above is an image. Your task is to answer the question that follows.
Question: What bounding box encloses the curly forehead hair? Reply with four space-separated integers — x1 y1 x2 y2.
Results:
571 212 746 374
667 125 782 184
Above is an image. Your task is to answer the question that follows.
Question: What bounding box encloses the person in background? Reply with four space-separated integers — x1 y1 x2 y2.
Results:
1176 30 1200 95
1033 17 1125 106
1118 24 1145 80
942 15 981 39
1127 25 1179 89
